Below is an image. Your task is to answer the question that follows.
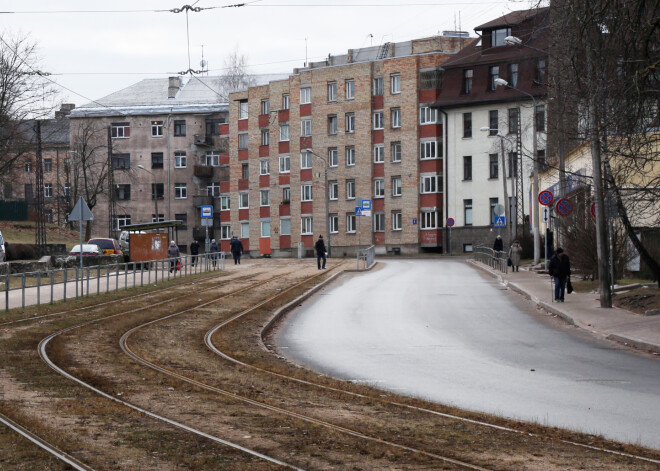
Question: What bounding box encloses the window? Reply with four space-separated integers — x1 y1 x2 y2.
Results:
509 63 519 88
346 213 356 233
43 158 52 172
300 87 311 104
421 210 438 229
328 148 338 167
282 93 290 110
374 213 385 232
373 77 383 96
391 108 401 128
345 79 354 99
390 73 401 94
151 183 164 200
115 184 131 200
508 108 519 134
420 68 443 89
113 153 130 170
239 192 249 209
261 129 269 146
220 195 230 210
345 147 355 166
463 69 473 94
259 158 269 175
260 190 270 206
329 181 339 200
420 174 441 193
206 118 224 136
241 222 250 239
373 145 384 163
174 213 187 230
492 27 511 46
508 151 518 177
174 120 186 136
206 151 219 167
489 110 498 135
535 104 546 132
151 152 164 169
207 182 220 197
392 211 402 231
282 187 290 203
44 183 52 198
279 122 289 141
489 154 499 179
537 149 547 171
114 215 131 231
280 219 291 235
174 151 187 168
463 112 472 138
490 197 499 223
279 155 290 173
238 133 248 149
261 99 269 115
63 183 71 197
301 184 312 201
392 176 402 196
464 243 474 253
373 111 384 130
327 82 337 102
374 178 385 198
239 100 248 119
329 215 339 234
111 122 130 138
24 161 32 173
463 156 472 180
241 163 249 180
173 183 186 199
328 115 338 135
488 66 500 91
261 221 270 238
464 199 473 225
221 225 231 240
301 118 312 137
300 150 313 169
346 180 355 200
420 106 437 124
301 217 313 235
345 113 355 133
535 58 547 85
391 142 401 162
151 120 164 137
420 140 440 159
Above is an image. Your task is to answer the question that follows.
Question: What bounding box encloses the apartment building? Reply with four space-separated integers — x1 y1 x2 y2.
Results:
224 35 466 257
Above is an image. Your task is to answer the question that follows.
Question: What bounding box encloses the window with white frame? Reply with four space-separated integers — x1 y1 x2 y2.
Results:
392 176 402 196
279 154 290 173
329 181 338 200
328 115 338 135
174 183 187 199
390 73 401 94
346 213 356 233
207 182 220 197
346 146 355 166
280 122 289 141
374 178 385 198
238 133 248 149
282 187 290 203
373 111 384 130
345 79 354 99
420 140 441 159
329 214 339 233
220 195 230 211
345 113 355 133
300 150 313 169
152 213 165 223
301 216 313 235
260 190 270 206
464 199 473 225
280 218 291 235
239 192 249 209
261 221 270 238
421 210 438 229
327 82 337 102
261 99 269 115
346 180 355 199
300 87 311 104
206 151 220 167
391 141 402 162
301 184 313 201
282 93 289 110
151 120 164 137
373 145 384 163
391 107 401 128
241 222 250 238
301 118 312 137
174 151 187 168
259 158 269 175
420 106 438 124
221 225 231 240
44 183 52 198
374 212 385 232
261 129 269 146
239 100 248 119
420 174 441 194
329 148 338 167
111 122 130 138
373 77 383 96
114 215 132 231
392 211 402 231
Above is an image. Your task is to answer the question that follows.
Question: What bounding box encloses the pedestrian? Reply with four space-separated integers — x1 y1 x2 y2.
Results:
167 240 180 273
493 234 503 252
508 240 522 272
548 247 571 302
210 239 219 268
190 239 200 267
315 234 326 270
230 236 244 265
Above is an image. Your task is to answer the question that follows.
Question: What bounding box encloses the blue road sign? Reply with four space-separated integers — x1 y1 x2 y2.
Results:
412 218 417 225
494 216 506 227
538 190 554 206
361 199 372 210
555 198 574 216
200 206 213 218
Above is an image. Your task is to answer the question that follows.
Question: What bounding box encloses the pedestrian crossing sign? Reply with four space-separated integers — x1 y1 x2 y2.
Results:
494 216 506 227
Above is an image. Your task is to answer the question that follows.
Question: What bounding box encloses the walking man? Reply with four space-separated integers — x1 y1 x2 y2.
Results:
167 240 180 273
230 236 244 265
548 247 571 302
190 239 200 267
315 235 326 270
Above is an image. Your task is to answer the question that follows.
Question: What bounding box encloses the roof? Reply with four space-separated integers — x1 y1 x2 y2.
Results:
475 7 549 31
119 220 184 231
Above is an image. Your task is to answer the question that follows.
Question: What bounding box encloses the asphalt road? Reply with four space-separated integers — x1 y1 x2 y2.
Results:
274 258 660 449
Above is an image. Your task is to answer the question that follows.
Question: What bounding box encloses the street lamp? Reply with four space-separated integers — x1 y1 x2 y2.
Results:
480 127 514 243
301 148 330 257
137 164 160 223
493 76 541 265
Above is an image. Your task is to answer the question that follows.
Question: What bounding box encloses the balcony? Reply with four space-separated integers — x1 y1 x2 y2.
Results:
194 134 213 147
194 165 214 178
193 195 213 207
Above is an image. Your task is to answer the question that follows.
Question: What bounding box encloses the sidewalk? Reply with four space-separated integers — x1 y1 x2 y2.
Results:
469 259 660 355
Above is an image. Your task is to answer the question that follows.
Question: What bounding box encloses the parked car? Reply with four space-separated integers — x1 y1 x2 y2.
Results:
0 230 6 262
87 238 122 256
69 244 101 256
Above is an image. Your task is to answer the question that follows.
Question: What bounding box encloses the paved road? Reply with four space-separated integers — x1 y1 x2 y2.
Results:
274 258 660 449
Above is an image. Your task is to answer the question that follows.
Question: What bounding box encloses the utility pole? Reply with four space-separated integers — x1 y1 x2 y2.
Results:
34 120 47 256
107 126 116 238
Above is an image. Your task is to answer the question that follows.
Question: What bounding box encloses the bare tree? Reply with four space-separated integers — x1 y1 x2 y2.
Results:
218 48 257 101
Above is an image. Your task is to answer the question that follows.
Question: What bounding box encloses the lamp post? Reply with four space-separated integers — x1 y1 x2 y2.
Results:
480 127 514 243
493 76 541 265
137 165 159 223
301 148 330 257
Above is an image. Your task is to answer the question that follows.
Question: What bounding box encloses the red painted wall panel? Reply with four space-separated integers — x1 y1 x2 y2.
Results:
218 123 229 135
238 149 248 161
279 204 290 216
301 235 313 247
374 232 385 245
241 238 249 251
279 141 290 154
220 153 229 165
221 240 230 252
220 182 230 193
420 193 441 207
259 175 270 188
300 169 313 182
300 103 311 116
373 163 384 177
238 119 248 131
258 115 269 128
259 145 269 157
280 235 291 249
419 124 443 139
420 230 439 245
278 109 289 122
238 179 249 191
300 201 313 214
260 206 270 218
419 89 440 103
278 174 290 186
374 198 385 211
420 159 442 173
239 209 249 221
220 211 230 222
372 95 383 110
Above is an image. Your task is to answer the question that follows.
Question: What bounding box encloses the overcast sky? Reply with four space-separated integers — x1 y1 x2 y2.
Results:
1 0 540 109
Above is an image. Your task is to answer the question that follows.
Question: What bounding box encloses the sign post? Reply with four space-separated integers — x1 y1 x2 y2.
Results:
446 218 455 255
68 197 94 296
200 205 213 253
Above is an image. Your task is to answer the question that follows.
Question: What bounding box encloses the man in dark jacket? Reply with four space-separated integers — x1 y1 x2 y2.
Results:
493 235 503 252
190 239 200 267
209 239 219 267
230 236 244 265
548 247 571 302
315 235 326 270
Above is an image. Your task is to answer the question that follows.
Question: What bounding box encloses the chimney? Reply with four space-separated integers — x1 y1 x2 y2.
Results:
347 49 354 63
168 76 181 99
55 103 75 119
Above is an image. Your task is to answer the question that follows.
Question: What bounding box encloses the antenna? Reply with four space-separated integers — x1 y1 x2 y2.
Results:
305 37 308 67
200 44 207 75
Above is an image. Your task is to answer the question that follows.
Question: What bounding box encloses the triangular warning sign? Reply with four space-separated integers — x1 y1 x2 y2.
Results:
68 197 94 221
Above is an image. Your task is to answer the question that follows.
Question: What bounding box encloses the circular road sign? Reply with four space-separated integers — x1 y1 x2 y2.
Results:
556 198 574 217
538 190 554 206
591 202 596 218
447 217 455 227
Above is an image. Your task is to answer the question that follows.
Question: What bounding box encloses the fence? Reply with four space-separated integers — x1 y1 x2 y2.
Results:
473 246 508 274
357 245 375 271
3 252 226 311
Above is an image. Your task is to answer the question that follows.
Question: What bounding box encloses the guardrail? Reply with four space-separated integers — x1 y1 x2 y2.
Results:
2 252 226 312
473 246 508 274
357 245 375 271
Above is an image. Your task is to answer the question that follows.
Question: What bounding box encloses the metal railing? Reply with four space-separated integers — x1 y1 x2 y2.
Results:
357 245 375 271
473 246 508 274
3 252 226 312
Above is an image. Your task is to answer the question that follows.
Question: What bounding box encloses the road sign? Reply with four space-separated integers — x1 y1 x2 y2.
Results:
494 216 506 227
355 208 371 217
446 217 455 227
201 218 213 226
542 206 550 223
591 202 596 218
200 206 213 218
493 204 505 217
555 198 574 216
361 199 372 210
68 197 94 221
412 218 417 225
538 190 554 206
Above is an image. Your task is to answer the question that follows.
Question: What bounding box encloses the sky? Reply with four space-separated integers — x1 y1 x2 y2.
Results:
1 0 540 109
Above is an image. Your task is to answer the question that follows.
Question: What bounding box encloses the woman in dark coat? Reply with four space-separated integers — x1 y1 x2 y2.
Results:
548 247 571 302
